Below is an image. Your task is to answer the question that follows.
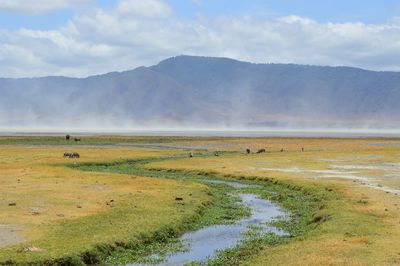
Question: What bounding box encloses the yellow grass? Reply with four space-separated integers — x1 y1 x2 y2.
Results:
0 145 210 263
150 138 400 265
2 137 400 265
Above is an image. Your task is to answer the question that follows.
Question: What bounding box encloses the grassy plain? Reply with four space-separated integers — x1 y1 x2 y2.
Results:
75 156 322 264
0 145 210 264
150 137 400 265
0 136 400 265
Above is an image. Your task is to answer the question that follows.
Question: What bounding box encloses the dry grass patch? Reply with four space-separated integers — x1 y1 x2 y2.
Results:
0 145 209 264
150 138 400 265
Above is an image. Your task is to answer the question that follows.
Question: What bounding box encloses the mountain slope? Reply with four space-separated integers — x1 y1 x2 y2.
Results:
1 55 400 129
153 56 400 126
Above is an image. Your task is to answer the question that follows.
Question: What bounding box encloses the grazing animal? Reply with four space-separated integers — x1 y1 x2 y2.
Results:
214 151 219 156
280 148 284 152
63 152 72 157
64 152 80 158
301 147 304 152
74 138 81 142
66 135 70 141
189 152 193 158
256 148 266 154
246 148 251 154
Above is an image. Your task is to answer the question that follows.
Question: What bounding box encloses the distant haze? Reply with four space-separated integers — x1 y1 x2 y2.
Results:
1 55 400 131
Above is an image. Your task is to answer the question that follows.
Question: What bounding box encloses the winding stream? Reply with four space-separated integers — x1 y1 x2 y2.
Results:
73 158 290 265
129 180 286 266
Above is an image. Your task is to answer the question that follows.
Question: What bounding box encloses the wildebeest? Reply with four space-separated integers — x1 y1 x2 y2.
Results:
214 151 219 156
64 152 80 158
64 152 72 157
246 148 251 154
189 152 193 158
66 135 70 141
74 138 81 142
301 147 304 152
280 148 284 152
256 148 266 154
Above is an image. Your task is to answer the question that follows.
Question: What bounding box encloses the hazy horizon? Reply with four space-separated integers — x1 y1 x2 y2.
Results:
2 126 400 138
1 1 400 133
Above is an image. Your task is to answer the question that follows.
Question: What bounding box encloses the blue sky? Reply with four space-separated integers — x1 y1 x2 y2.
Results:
0 0 400 77
170 0 400 23
1 0 399 30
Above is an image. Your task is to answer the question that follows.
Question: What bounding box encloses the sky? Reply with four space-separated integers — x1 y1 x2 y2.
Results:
0 0 400 77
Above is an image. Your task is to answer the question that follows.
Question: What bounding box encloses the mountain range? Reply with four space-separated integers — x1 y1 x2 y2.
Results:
1 55 400 129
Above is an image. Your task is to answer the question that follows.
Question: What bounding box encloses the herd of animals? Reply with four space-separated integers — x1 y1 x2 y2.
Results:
65 134 81 142
63 135 80 158
63 135 304 159
189 147 302 158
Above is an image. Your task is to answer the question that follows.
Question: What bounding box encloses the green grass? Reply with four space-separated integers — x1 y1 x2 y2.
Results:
106 187 250 265
2 136 399 265
0 136 225 146
0 147 329 265
73 156 328 265
204 183 328 266
0 183 209 265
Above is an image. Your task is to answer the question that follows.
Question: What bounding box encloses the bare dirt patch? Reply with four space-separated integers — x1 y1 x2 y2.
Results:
0 224 24 248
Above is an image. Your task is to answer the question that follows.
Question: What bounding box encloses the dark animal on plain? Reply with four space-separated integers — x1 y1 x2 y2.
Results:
256 149 266 154
281 148 284 152
66 135 70 141
65 152 80 158
301 147 304 152
74 138 81 142
246 148 251 154
214 152 219 156
189 152 193 158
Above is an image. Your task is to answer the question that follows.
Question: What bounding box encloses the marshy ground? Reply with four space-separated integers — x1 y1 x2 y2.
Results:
0 136 399 265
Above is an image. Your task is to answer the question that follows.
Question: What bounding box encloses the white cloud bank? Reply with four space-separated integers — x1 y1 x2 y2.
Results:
1 0 400 77
0 0 93 15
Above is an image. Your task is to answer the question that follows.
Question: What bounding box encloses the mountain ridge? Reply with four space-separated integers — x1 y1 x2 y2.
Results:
2 55 396 80
1 55 399 129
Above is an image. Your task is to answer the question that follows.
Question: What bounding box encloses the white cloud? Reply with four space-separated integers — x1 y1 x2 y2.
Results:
0 0 93 15
117 0 172 18
1 1 400 77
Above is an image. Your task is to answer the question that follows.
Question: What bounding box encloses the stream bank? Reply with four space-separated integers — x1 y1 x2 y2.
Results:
73 155 325 265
